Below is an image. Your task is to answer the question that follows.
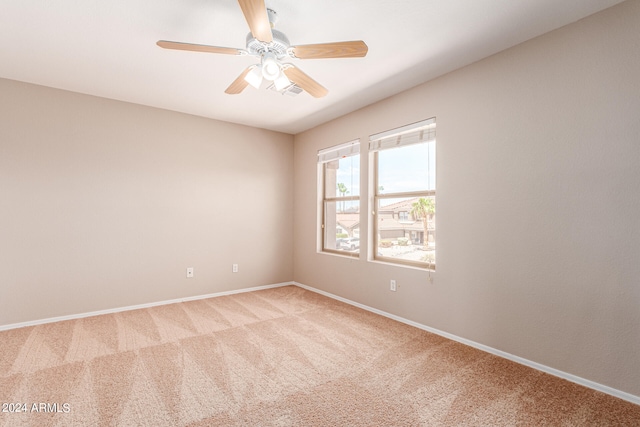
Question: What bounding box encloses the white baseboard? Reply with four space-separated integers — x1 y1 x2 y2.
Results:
0 281 293 332
293 281 640 406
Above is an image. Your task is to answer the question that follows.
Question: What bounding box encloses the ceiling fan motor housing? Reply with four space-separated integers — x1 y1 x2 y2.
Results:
246 29 290 59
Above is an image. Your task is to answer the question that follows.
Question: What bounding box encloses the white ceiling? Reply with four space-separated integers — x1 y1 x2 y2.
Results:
0 0 625 134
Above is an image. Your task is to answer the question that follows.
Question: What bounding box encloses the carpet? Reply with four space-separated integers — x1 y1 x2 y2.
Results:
1 285 639 426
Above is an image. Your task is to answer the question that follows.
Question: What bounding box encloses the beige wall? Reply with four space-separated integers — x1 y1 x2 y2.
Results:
0 79 294 326
293 0 640 397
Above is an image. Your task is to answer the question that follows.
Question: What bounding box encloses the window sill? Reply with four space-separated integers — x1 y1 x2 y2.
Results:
370 256 435 272
319 249 360 259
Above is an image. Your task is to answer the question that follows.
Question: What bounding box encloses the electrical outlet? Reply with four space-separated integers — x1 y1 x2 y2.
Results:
186 267 194 278
390 279 397 291
232 264 238 273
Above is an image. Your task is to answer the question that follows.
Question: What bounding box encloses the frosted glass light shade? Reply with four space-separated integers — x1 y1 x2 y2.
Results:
244 66 263 89
261 54 280 81
273 72 291 91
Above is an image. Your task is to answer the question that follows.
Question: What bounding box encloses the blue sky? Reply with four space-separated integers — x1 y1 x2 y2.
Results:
335 141 436 197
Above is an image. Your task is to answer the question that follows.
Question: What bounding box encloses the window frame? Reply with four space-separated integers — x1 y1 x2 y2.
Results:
318 141 360 258
371 119 436 270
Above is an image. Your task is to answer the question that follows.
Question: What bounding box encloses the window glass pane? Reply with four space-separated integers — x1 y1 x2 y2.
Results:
324 200 360 253
372 120 436 269
376 196 435 265
377 142 435 194
325 155 360 199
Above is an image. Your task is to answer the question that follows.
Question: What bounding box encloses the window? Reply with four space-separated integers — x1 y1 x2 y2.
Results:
370 118 436 269
319 140 360 256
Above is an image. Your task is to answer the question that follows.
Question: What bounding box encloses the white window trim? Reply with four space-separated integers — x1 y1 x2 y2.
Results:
370 118 436 270
318 140 361 257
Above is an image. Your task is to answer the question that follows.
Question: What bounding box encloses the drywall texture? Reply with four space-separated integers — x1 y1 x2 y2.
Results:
293 1 640 397
0 79 294 326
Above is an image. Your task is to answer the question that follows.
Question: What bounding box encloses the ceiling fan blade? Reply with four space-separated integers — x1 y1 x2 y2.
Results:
283 66 328 98
290 41 368 59
225 67 253 94
237 0 273 43
157 40 243 55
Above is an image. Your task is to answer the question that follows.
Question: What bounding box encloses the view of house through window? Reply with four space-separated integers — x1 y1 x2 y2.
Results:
371 118 436 269
319 141 360 255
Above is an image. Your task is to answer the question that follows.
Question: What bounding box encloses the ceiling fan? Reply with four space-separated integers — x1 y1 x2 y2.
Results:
157 0 368 98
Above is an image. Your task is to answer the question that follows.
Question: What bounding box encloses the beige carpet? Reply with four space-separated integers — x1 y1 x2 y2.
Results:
1 285 638 426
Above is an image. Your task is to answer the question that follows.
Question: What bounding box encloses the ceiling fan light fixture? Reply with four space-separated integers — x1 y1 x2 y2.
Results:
244 65 263 89
273 71 291 91
261 53 281 81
